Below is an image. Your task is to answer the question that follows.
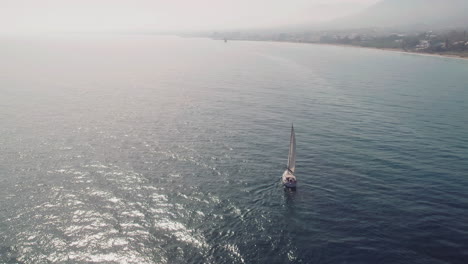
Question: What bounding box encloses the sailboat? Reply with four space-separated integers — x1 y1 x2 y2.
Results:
282 124 297 188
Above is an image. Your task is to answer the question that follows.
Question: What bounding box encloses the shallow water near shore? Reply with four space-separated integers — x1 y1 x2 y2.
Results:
1 35 468 263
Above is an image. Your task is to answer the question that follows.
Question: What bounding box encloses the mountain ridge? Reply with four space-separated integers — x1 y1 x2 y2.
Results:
324 0 468 30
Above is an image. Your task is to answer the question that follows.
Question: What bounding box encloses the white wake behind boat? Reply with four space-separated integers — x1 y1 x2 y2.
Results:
282 125 297 188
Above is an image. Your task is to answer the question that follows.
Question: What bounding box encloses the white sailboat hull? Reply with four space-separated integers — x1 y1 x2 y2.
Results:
282 170 297 188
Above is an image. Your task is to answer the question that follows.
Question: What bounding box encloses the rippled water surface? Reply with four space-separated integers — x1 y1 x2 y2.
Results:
1 35 468 263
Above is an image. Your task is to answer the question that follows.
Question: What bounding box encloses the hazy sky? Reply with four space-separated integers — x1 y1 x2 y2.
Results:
0 0 380 33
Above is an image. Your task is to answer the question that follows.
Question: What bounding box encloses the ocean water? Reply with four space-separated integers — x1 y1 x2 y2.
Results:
0 35 467 264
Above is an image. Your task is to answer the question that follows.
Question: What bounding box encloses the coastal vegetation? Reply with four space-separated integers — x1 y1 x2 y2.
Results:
319 29 468 57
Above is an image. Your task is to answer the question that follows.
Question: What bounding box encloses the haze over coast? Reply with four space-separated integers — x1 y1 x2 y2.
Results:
0 0 379 34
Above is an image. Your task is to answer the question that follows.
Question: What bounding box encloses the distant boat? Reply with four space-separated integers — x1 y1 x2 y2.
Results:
282 124 297 188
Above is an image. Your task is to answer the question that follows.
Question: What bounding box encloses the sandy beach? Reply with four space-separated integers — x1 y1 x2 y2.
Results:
287 41 468 61
320 43 468 61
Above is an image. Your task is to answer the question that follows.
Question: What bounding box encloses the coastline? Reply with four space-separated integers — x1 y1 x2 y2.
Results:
312 42 468 61
221 38 468 61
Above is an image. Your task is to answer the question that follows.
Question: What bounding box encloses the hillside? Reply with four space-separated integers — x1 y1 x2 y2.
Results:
326 0 468 30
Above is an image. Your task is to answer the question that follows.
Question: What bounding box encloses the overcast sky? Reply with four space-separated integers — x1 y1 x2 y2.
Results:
0 0 380 33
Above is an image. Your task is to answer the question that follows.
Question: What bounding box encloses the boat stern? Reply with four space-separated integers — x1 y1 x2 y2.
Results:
282 170 297 188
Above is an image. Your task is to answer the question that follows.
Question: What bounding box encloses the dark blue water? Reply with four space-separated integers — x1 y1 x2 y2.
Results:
0 35 467 263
